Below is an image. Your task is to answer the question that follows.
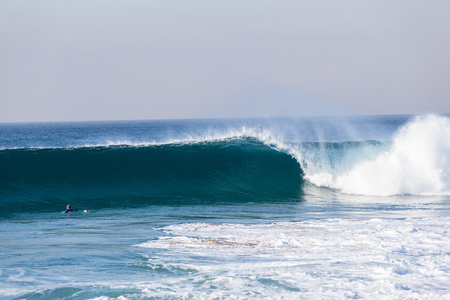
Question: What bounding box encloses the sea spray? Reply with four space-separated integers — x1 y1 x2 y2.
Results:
302 115 450 196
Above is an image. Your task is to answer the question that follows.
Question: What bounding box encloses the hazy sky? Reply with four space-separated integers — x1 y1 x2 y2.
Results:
1 0 450 123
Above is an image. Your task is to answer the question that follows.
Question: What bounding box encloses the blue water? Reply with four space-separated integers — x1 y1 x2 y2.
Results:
1 115 450 299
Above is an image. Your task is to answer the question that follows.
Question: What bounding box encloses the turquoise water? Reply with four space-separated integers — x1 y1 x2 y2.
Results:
1 115 450 299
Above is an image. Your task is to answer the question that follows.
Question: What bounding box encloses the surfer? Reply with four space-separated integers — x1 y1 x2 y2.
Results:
63 205 88 213
64 205 78 213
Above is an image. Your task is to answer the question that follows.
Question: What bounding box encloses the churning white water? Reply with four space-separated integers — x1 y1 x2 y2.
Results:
304 115 450 196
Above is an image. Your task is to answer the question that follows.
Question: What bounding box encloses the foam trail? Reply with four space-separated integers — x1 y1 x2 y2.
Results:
135 218 450 298
304 115 450 196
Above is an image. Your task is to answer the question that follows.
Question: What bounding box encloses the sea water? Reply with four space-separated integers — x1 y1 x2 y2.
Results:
1 115 450 299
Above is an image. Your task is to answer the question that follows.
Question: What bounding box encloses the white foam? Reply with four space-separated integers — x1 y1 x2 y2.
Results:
304 115 450 196
135 218 450 298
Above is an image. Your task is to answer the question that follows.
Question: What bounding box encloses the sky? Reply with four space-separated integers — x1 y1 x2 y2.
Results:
1 0 450 123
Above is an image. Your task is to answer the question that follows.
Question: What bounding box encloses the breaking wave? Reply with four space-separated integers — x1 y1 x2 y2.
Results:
1 115 449 215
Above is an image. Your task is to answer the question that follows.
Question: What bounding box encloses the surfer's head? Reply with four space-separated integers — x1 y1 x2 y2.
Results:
67 205 71 209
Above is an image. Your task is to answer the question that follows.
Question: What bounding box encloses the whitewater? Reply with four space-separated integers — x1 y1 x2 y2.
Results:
1 114 450 299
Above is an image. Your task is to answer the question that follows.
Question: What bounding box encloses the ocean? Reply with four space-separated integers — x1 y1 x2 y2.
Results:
1 114 450 299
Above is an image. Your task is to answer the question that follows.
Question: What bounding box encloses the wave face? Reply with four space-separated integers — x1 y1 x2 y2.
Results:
0 138 303 214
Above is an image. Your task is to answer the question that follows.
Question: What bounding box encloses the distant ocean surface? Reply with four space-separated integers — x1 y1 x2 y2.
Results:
1 115 450 299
